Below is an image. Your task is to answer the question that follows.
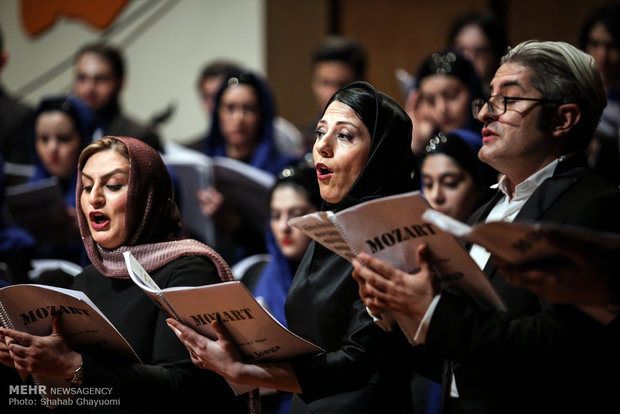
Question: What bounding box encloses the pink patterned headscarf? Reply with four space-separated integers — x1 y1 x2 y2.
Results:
76 136 233 282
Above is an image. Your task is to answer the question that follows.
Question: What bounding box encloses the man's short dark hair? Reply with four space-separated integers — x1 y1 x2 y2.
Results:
196 60 242 89
312 36 367 79
448 11 508 65
74 42 125 80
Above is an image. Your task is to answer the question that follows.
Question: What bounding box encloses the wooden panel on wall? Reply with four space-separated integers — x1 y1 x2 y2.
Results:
338 0 488 106
505 0 612 46
266 0 331 130
267 0 616 128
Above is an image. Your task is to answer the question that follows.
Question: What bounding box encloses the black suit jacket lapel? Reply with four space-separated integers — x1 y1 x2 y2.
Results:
481 175 577 289
467 190 503 226
513 175 578 222
482 155 587 281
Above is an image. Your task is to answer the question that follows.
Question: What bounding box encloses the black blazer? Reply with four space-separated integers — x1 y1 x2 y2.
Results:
425 155 620 414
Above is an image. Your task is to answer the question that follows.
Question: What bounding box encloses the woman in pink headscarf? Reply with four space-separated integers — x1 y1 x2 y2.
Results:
0 137 245 413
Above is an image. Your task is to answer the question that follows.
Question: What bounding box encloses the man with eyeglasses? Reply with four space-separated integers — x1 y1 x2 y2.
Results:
353 40 620 413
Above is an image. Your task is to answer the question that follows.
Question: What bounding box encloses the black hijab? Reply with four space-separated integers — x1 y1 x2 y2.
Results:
285 82 417 411
321 81 418 212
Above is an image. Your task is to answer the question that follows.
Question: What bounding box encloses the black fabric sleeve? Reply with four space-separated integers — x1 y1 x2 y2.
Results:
289 296 413 403
73 256 244 412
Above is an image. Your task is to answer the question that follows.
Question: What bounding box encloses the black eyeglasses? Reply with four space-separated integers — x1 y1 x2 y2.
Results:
471 95 565 118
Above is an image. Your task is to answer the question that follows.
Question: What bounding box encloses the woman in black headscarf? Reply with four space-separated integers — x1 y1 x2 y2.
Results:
168 82 420 413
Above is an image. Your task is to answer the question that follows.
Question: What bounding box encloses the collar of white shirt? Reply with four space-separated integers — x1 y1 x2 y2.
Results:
493 157 561 202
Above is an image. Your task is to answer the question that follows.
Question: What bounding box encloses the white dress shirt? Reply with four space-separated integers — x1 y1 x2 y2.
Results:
415 158 561 397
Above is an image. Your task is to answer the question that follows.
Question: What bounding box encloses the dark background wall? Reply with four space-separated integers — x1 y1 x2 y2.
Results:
267 0 614 129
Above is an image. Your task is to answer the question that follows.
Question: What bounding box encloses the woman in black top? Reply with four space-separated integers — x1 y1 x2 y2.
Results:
169 82 419 413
